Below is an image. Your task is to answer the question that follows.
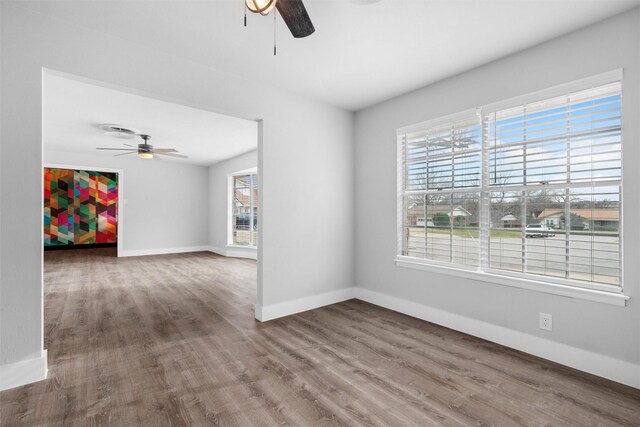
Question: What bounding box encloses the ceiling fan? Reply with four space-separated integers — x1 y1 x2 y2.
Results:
96 133 188 160
245 0 315 40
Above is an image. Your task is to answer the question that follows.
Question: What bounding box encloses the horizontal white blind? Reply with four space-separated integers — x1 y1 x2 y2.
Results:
405 117 482 191
482 82 621 291
398 78 622 292
486 82 621 187
486 186 620 290
400 114 481 268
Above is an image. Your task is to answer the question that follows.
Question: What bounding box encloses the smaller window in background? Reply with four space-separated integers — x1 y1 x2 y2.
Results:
231 173 258 246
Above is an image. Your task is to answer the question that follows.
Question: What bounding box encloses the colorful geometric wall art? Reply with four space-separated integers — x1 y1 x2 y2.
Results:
44 168 118 247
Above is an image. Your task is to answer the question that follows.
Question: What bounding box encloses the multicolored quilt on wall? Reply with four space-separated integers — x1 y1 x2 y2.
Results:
44 168 118 247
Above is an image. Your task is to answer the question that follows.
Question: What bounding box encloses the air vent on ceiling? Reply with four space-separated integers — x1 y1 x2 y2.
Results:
98 124 139 139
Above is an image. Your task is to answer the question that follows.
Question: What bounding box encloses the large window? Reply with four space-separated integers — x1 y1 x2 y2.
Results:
231 173 258 247
398 75 622 293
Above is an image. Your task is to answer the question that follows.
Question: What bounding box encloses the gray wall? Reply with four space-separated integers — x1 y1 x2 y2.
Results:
354 9 640 365
44 150 210 254
0 3 354 366
208 150 258 251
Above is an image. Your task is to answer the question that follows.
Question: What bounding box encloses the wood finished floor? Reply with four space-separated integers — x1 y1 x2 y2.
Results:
1 249 639 426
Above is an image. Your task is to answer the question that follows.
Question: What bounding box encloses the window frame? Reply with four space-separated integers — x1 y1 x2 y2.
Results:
229 170 258 248
396 70 628 306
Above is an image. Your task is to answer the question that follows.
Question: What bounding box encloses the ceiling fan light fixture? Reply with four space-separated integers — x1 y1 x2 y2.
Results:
246 0 277 16
97 132 187 160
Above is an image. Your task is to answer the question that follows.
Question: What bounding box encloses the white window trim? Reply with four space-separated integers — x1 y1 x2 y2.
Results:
396 70 623 137
228 168 258 248
397 108 479 136
481 69 623 114
396 70 629 306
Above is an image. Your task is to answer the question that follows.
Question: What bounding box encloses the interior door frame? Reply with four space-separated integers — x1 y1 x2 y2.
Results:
43 162 125 257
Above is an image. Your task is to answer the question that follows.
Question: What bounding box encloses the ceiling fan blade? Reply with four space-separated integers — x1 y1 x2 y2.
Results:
96 148 137 151
123 143 135 147
153 148 178 153
276 0 315 38
114 151 136 157
157 152 189 159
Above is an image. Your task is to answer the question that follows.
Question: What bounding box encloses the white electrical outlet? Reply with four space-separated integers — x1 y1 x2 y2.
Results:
539 312 553 331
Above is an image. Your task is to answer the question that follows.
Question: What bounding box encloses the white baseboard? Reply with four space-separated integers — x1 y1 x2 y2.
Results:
207 246 257 260
255 287 356 322
0 350 48 391
119 246 210 257
225 247 257 260
120 246 256 260
353 287 640 389
208 246 226 257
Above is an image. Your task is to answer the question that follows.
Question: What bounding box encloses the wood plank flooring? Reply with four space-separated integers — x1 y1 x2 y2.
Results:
1 248 639 426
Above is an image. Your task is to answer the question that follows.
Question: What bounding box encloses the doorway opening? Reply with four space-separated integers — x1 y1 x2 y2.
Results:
41 68 261 329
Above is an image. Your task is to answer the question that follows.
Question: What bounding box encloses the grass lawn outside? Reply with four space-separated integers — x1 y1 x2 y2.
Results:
418 228 520 238
416 227 619 239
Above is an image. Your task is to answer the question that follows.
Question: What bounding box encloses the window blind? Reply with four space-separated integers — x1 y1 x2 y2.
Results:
400 113 482 269
398 79 622 292
486 82 621 187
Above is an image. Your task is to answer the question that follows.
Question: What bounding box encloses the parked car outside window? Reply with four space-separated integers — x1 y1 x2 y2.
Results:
525 224 555 238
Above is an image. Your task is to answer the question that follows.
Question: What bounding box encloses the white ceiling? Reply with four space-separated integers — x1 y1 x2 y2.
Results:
43 73 258 166
19 0 640 111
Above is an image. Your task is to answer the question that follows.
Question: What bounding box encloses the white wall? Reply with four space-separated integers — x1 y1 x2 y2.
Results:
0 2 354 381
208 150 257 256
44 150 210 256
355 9 640 386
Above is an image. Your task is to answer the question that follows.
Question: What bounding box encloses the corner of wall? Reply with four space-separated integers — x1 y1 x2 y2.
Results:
255 287 356 322
0 349 48 392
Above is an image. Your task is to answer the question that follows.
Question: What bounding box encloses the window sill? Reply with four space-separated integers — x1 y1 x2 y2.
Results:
394 256 629 307
226 244 257 250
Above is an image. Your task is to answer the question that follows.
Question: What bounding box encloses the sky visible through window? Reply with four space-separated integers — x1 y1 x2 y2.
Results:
405 89 621 192
400 82 622 290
